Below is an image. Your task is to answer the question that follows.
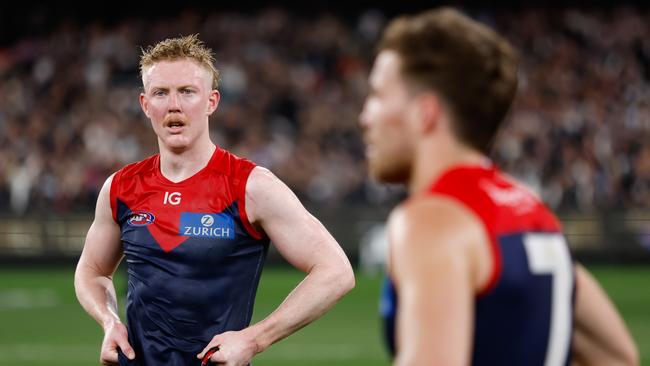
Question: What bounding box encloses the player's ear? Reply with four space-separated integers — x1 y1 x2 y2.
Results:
139 93 150 118
207 89 220 116
416 93 442 134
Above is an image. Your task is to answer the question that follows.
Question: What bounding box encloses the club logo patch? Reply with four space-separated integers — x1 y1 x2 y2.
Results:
128 211 155 226
180 212 235 239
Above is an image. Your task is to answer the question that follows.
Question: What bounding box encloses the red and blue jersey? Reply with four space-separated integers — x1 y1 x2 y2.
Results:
110 148 269 365
381 163 575 366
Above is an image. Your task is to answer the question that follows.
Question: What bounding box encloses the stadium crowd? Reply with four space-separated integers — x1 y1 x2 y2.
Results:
0 6 648 214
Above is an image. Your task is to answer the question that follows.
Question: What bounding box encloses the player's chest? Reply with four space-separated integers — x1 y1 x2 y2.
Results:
118 179 244 252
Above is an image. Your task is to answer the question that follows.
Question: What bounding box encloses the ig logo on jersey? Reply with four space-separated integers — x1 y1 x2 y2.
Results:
164 191 181 205
128 211 155 226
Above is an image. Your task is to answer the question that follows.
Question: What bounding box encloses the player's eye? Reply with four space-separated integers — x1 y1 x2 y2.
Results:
153 89 167 96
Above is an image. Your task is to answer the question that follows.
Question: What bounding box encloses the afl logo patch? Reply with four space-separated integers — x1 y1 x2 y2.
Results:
128 211 155 226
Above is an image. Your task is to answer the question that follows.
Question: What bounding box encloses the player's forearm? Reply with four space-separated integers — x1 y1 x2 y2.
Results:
572 335 639 366
572 350 639 366
74 264 122 331
249 263 354 353
573 265 639 366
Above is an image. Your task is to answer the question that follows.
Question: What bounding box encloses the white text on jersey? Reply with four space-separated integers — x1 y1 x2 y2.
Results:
164 192 182 205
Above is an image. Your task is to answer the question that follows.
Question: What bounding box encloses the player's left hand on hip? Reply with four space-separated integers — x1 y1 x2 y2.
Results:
197 330 258 366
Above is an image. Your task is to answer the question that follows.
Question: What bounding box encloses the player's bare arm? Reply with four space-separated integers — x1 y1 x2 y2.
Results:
390 196 491 366
198 166 355 365
572 264 638 366
74 175 135 365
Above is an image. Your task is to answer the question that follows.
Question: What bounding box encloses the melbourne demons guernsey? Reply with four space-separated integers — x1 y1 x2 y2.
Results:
110 148 269 366
381 164 575 366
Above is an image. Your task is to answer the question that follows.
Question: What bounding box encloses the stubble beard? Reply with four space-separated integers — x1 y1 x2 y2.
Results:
369 154 412 185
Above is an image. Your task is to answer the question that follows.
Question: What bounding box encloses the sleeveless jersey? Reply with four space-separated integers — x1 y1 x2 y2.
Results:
110 148 269 365
381 164 575 366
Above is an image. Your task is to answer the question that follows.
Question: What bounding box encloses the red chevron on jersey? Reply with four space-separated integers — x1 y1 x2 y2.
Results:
109 147 262 252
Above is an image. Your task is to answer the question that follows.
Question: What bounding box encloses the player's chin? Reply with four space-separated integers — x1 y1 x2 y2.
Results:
163 136 192 150
369 160 409 184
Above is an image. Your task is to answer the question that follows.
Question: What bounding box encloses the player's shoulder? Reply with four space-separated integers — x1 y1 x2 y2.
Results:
389 194 486 251
392 194 485 230
388 195 488 287
245 166 285 198
209 147 258 177
433 164 547 216
488 169 544 204
248 165 275 182
115 154 159 180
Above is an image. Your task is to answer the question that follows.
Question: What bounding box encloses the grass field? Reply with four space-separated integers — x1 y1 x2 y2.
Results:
0 265 648 365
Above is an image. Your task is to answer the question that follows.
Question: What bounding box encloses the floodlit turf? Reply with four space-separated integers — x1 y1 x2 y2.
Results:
0 265 647 365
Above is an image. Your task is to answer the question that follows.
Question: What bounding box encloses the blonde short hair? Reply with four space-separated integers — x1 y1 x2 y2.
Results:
139 34 220 89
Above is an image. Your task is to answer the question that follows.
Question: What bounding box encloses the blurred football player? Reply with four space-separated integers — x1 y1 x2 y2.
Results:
360 7 638 366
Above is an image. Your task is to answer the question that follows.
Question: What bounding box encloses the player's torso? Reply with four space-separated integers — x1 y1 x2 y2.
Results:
111 149 269 364
381 164 574 366
114 158 260 273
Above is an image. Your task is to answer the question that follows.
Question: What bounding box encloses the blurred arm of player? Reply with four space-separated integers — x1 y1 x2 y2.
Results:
74 175 136 365
198 167 355 365
571 264 639 366
389 197 486 366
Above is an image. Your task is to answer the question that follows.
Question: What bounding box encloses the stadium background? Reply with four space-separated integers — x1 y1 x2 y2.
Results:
0 1 649 365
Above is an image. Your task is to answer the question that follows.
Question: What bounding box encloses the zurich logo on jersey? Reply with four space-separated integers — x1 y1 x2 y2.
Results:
201 215 215 226
180 212 235 239
128 211 155 226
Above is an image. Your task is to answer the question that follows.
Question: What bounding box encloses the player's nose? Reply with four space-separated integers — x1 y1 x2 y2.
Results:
359 101 371 130
168 91 182 112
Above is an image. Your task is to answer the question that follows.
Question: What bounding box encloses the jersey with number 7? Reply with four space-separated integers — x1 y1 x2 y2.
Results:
381 164 574 366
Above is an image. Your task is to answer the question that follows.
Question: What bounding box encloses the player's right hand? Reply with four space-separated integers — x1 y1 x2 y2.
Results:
101 321 135 365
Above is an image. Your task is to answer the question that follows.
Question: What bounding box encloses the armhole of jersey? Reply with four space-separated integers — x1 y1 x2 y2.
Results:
109 171 120 223
236 164 264 240
420 188 504 298
477 234 503 297
437 190 502 298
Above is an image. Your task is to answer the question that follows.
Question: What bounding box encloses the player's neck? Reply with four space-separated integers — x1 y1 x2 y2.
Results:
158 137 217 183
408 141 486 194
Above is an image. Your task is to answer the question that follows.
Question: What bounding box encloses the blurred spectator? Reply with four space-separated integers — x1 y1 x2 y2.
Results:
0 6 648 214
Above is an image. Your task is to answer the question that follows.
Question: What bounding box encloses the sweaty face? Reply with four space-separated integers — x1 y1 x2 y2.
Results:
140 59 219 152
359 51 417 184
